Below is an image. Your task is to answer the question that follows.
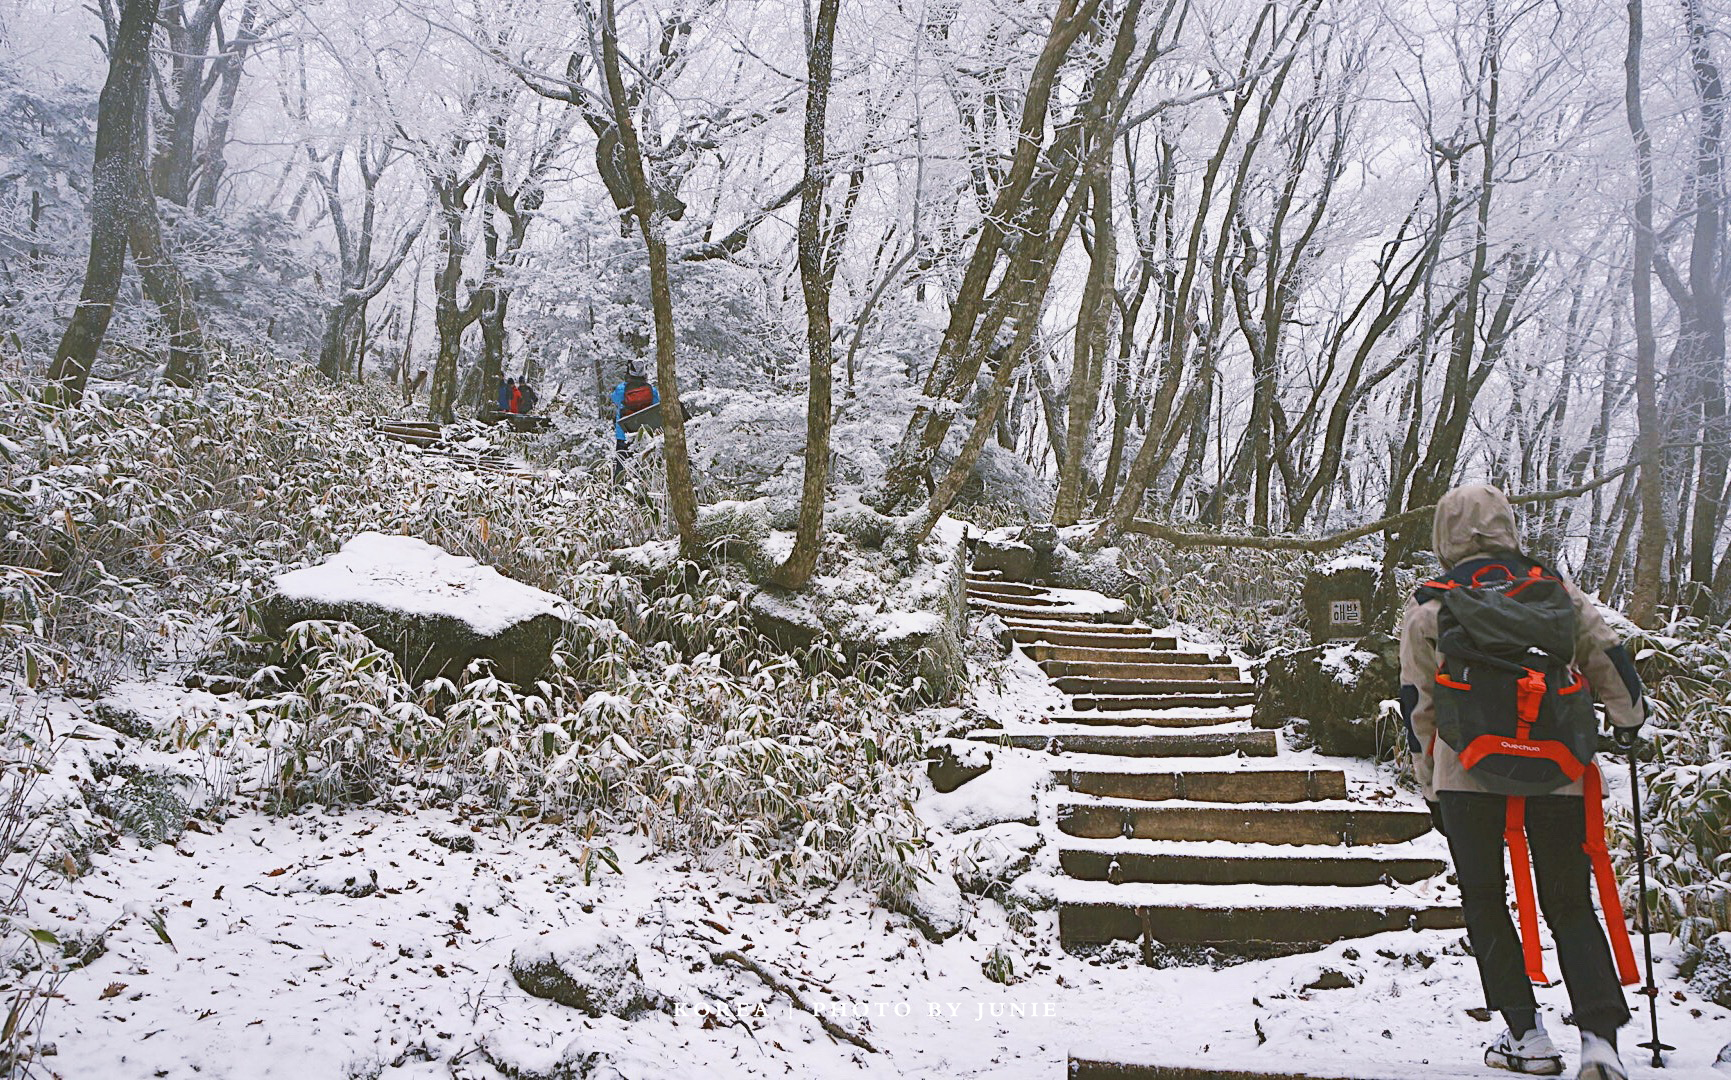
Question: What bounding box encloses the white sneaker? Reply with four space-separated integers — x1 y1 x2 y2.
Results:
1485 1021 1565 1075
1576 1033 1628 1080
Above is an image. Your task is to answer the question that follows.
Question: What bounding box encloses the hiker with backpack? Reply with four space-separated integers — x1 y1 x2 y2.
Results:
518 381 539 415
1400 483 1647 1080
611 361 658 464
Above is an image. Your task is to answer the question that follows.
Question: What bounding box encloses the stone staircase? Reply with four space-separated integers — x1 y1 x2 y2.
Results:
964 571 1462 957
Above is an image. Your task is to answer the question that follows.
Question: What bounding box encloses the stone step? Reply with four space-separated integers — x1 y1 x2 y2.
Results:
1008 627 1176 652
1021 643 1219 666
966 730 1277 758
1067 1058 1482 1080
1037 711 1250 729
1056 800 1435 846
970 599 1133 625
1063 768 1347 803
1057 883 1463 949
1058 845 1447 886
965 591 1081 611
1002 616 1150 633
1072 692 1258 711
1041 660 1243 683
961 579 1049 599
1054 675 1252 697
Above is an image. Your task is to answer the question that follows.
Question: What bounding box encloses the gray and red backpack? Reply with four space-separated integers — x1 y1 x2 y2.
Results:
1417 553 1638 988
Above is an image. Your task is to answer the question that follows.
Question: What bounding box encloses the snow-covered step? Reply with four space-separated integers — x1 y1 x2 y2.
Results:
1036 710 1253 729
1066 1054 1479 1080
1021 642 1221 665
1058 838 1447 887
1008 626 1176 652
1039 660 1243 682
1053 675 1247 698
1056 797 1435 846
1071 691 1258 711
966 729 1276 758
971 598 1138 625
1055 878 1463 949
962 578 1050 599
1063 767 1347 803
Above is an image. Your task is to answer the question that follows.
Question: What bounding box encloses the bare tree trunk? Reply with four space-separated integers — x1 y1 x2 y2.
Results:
875 0 1106 512
599 0 698 550
1626 0 1666 627
1052 172 1116 525
50 0 163 406
1682 0 1727 616
771 0 843 589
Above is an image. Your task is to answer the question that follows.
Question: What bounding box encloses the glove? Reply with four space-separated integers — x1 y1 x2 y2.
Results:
1613 725 1641 751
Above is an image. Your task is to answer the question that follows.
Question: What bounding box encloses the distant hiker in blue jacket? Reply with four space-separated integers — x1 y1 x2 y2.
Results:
498 377 514 414
611 362 657 465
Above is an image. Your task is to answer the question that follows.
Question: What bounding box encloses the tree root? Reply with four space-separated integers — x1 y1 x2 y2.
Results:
708 949 878 1054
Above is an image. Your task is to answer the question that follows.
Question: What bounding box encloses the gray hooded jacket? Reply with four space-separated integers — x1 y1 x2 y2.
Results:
1398 483 1645 798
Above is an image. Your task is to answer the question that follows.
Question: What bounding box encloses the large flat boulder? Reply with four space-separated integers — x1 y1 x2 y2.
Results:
259 533 569 685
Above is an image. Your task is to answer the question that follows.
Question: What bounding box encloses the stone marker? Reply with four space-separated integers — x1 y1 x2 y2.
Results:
1301 556 1378 644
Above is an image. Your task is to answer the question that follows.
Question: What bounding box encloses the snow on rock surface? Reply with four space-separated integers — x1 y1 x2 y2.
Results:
260 532 570 684
272 532 567 636
918 751 1049 831
509 926 666 1019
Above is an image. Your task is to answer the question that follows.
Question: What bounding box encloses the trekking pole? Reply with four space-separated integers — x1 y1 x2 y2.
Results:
1626 733 1674 1068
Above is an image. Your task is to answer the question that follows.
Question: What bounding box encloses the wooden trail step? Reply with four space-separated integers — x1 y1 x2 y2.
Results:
1009 627 1177 651
1054 675 1247 697
971 599 1135 624
1022 643 1221 665
961 579 1051 598
1001 617 1154 634
1058 846 1448 887
1037 711 1251 729
1040 660 1242 682
967 730 1277 758
1063 768 1346 803
1071 692 1258 711
1058 889 1464 949
1069 1055 1484 1079
1057 800 1435 846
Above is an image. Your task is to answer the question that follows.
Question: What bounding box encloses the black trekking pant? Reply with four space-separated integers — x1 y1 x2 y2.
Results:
1439 791 1631 1037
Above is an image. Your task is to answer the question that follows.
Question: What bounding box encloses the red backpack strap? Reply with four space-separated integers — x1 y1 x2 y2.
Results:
1504 796 1551 985
1582 765 1641 986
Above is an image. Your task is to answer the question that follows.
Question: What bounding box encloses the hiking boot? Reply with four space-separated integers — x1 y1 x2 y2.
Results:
1485 1021 1564 1075
1576 1033 1627 1080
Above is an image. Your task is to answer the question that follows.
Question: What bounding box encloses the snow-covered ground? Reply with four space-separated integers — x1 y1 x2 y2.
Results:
33 798 1729 1079
28 662 1731 1079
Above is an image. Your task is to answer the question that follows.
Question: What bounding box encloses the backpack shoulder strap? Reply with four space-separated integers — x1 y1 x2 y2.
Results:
1504 796 1551 985
1583 765 1641 986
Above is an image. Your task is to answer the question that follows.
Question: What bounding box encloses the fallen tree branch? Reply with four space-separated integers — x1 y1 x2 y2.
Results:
709 949 878 1054
1123 462 1639 552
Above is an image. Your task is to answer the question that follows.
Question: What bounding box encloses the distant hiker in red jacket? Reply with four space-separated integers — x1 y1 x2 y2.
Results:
1400 483 1646 1080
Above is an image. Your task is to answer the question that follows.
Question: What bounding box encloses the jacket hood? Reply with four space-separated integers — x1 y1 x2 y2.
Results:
1432 483 1521 570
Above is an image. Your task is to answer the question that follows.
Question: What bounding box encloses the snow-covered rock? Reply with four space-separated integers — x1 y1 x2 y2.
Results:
260 532 569 684
926 738 993 793
900 868 966 942
952 822 1043 896
918 752 1048 830
482 1035 627 1080
1690 932 1731 1009
1253 632 1403 758
292 863 379 898
509 927 665 1019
